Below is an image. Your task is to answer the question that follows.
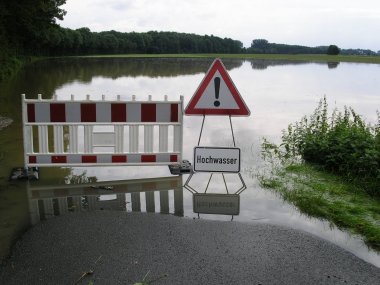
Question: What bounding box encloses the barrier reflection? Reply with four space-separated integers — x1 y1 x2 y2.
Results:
27 176 183 225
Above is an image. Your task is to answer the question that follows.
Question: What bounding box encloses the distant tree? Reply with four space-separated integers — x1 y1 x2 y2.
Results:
327 45 340 55
250 39 269 53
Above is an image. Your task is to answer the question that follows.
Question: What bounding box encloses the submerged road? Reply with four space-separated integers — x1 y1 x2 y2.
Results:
1 212 379 285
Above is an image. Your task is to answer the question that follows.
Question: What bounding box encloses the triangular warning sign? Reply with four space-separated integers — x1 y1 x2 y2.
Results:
185 58 250 116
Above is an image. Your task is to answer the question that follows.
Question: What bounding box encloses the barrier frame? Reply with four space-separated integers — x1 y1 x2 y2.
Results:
22 94 184 168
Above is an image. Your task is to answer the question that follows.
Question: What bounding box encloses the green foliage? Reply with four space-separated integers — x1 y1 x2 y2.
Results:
248 39 328 54
327 45 340 55
266 97 380 196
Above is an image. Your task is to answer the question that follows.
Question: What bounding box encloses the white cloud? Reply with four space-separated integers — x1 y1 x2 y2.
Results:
61 0 380 50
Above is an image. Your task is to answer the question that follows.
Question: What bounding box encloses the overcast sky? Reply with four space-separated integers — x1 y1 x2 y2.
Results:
61 0 380 50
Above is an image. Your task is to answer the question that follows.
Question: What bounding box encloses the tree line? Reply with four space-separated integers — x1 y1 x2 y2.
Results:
1 0 379 80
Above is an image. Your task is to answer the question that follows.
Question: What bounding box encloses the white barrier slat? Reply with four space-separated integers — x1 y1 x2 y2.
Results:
69 126 78 153
53 125 64 153
173 125 181 153
38 126 49 153
144 125 153 153
115 125 124 153
84 125 93 153
129 125 139 153
25 126 33 153
159 125 168 152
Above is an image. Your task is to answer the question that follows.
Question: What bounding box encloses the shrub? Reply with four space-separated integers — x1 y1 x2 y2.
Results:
268 97 380 196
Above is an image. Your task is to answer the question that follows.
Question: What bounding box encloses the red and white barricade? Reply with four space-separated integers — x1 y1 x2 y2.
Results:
22 94 184 167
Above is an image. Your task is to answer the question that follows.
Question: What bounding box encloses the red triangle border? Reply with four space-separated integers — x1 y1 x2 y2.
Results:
185 58 250 116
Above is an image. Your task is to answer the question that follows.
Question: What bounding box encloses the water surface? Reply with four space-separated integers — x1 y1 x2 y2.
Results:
1 58 380 266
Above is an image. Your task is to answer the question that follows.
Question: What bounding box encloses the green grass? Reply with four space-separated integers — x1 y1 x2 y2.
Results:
259 163 380 251
73 53 380 64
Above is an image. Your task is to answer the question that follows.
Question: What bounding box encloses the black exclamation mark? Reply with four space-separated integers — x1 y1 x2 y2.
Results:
214 77 220 107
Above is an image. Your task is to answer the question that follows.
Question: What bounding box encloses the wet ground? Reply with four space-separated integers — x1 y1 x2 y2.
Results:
1 212 379 285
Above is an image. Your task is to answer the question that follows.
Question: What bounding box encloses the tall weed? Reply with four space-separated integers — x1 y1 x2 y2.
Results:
263 97 380 197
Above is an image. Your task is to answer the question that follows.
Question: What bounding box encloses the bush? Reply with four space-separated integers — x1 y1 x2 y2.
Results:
271 97 380 196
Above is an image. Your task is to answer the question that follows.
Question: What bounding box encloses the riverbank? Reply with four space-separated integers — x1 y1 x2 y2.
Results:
259 163 380 251
1 212 379 284
76 53 380 64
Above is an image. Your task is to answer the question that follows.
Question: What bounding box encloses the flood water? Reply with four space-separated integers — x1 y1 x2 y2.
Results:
1 58 380 267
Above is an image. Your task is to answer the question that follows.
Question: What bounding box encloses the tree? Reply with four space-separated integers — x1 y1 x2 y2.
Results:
327 45 340 55
2 0 67 53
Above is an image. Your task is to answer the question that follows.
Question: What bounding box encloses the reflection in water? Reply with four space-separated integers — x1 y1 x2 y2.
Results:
248 59 340 70
13 58 243 100
27 176 184 225
327 62 340 69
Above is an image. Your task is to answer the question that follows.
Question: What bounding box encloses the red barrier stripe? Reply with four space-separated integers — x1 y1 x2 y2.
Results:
141 155 156 162
112 155 127 163
29 156 36 163
82 155 97 163
27 104 35 122
141 104 156 122
52 156 67 163
170 154 178 162
170 104 178 122
50 103 66 122
111 103 127 122
81 103 96 122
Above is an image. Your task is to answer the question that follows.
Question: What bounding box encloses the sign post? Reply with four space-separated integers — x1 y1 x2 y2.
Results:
184 58 250 217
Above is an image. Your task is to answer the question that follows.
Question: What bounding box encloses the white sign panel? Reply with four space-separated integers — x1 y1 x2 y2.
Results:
194 147 240 173
193 194 240 215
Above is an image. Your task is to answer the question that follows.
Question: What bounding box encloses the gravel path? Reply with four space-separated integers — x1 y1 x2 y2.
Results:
1 211 379 285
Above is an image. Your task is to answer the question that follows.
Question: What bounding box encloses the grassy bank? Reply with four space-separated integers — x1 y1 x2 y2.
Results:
260 98 380 251
259 163 380 251
76 53 380 64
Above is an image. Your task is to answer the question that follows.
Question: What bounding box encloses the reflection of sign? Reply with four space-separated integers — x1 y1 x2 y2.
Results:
193 194 240 215
194 147 240 173
185 58 250 116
